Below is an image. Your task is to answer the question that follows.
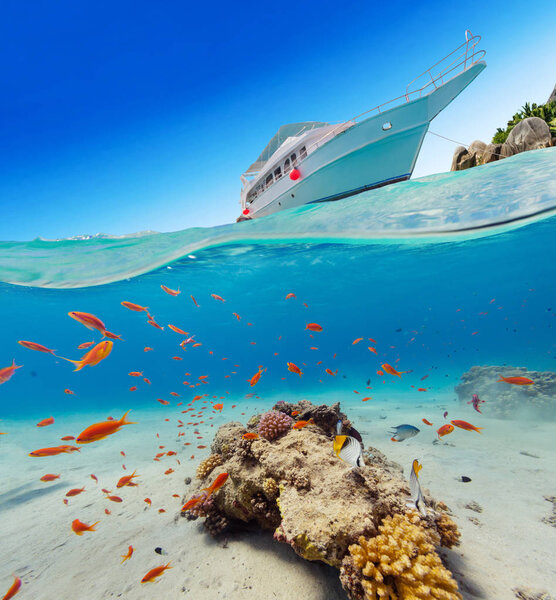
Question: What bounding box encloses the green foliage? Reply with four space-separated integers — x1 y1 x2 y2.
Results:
491 100 556 143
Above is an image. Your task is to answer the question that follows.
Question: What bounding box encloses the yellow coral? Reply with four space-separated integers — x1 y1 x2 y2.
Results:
263 477 278 499
435 513 461 549
348 513 461 600
196 454 222 480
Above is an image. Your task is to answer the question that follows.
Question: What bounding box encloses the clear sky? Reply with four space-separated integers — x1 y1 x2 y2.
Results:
0 0 554 241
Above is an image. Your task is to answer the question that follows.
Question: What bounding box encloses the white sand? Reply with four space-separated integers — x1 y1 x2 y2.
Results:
1 396 555 599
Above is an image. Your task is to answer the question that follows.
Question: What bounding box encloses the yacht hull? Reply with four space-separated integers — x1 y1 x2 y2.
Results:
241 61 485 219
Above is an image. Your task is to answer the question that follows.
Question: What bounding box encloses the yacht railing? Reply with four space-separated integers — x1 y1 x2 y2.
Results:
306 31 485 154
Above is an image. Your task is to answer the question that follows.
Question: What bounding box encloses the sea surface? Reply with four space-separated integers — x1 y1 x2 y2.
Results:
0 148 555 599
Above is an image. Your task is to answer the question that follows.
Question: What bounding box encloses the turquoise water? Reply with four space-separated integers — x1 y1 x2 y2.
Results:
0 148 555 598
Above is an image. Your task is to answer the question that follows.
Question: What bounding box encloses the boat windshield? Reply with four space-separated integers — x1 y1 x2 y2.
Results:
244 122 328 176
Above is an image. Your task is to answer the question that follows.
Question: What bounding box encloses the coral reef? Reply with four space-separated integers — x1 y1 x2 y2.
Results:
455 365 556 419
435 513 461 549
204 512 229 537
513 589 554 600
182 401 461 593
257 410 293 440
342 513 462 600
195 453 222 480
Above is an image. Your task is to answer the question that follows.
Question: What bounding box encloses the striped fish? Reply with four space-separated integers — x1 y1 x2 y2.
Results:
409 459 427 516
333 435 365 468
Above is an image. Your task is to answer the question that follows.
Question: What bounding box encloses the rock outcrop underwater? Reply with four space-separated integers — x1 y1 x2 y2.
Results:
456 365 556 419
181 400 463 599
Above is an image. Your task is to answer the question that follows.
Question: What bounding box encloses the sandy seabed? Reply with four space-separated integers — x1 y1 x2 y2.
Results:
1 394 555 600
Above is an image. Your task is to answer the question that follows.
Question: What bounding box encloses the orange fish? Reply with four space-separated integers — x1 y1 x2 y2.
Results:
242 433 259 440
305 323 322 332
62 341 113 371
71 519 98 535
291 411 299 416
287 362 303 377
352 338 363 345
211 294 225 302
129 386 137 391
381 363 402 378
144 347 153 352
181 495 205 511
292 418 314 430
77 341 95 349
0 360 22 385
376 370 384 376
436 424 454 439
141 563 172 583
121 545 134 563
170 392 180 397
361 397 371 402
103 330 123 340
161 285 180 296
90 474 98 483
497 375 534 385
144 498 152 506
129 371 143 377
40 473 60 482
451 420 483 434
66 487 86 497
168 325 188 336
68 311 106 334
165 468 174 475
143 378 151 384
233 313 241 320
157 399 170 406
76 410 136 444
422 419 433 426
29 445 80 457
121 301 148 313
213 403 224 411
147 318 164 330
106 495 123 503
2 575 22 600
249 367 264 387
201 472 229 496
117 471 139 488
190 295 199 307
285 293 296 300
18 340 56 355
325 368 337 376
368 347 377 355
36 417 54 427
418 388 427 392
64 389 75 395
104 509 111 515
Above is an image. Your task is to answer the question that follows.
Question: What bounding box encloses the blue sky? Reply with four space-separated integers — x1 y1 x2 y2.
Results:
0 0 554 241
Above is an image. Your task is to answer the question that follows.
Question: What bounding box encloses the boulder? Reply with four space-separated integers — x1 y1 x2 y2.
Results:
450 146 469 171
506 117 552 153
548 83 556 104
482 143 502 164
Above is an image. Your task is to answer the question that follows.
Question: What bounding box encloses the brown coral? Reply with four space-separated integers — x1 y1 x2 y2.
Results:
196 454 222 480
435 512 461 549
204 512 229 537
343 513 462 600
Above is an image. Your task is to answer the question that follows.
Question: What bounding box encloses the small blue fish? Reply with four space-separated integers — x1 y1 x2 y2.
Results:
389 424 420 442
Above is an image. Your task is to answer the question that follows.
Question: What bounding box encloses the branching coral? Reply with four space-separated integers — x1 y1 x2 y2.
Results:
196 454 222 480
204 512 229 537
435 513 461 549
258 410 293 440
342 513 462 600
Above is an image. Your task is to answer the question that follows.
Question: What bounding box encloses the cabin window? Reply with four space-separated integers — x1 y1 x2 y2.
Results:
299 146 307 159
284 158 291 174
265 173 273 186
290 153 297 166
382 121 392 131
274 167 282 180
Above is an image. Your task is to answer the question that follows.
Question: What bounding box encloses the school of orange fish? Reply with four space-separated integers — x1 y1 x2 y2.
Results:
0 287 535 597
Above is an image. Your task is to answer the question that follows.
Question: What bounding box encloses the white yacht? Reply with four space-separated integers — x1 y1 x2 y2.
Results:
237 31 486 221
